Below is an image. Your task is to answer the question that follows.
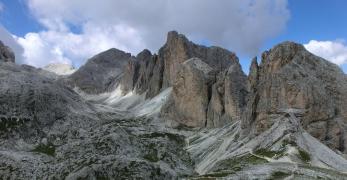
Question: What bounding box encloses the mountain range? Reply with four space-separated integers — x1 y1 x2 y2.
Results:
0 31 347 179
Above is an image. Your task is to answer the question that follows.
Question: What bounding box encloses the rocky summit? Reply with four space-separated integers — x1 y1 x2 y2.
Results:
1 31 347 179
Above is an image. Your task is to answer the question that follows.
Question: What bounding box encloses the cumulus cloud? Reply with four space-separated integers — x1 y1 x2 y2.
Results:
16 23 145 67
0 25 24 63
304 40 347 66
19 0 290 67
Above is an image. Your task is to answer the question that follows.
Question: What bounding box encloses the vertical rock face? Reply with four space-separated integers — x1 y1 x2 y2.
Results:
132 49 153 94
161 58 215 127
119 49 164 98
134 49 164 98
242 41 347 153
119 31 247 128
120 31 240 98
0 41 15 63
206 64 248 127
67 48 131 94
224 64 248 122
120 57 140 94
157 32 248 128
206 75 226 127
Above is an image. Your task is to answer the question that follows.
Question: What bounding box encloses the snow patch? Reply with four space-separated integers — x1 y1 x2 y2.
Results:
43 63 76 75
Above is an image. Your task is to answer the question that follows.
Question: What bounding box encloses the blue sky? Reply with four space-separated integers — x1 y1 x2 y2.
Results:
0 0 346 73
240 0 347 73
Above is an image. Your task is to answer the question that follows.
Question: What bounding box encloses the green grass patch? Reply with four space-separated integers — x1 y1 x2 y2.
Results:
298 149 310 163
143 153 159 162
143 142 159 162
254 148 286 159
270 171 291 179
212 154 267 173
32 143 56 157
199 171 232 178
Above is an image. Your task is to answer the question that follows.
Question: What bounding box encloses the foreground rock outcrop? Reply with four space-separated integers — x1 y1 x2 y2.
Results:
0 62 96 140
0 40 15 63
242 41 347 153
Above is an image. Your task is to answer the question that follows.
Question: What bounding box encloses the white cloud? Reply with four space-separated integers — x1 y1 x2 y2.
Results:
16 23 145 67
304 40 347 66
18 0 290 67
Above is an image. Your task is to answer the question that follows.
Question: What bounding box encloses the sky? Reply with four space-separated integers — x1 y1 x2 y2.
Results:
0 0 346 74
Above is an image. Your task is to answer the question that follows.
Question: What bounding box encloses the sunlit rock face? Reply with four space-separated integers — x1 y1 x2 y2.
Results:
242 41 347 153
120 31 241 97
161 58 215 127
158 32 248 128
0 40 15 63
160 31 236 89
119 31 248 128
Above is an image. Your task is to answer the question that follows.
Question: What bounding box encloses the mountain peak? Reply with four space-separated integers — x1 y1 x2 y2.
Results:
166 31 182 42
66 48 132 94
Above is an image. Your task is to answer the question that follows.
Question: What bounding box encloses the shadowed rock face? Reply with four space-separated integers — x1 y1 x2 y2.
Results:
120 49 162 97
67 48 131 94
0 41 15 63
0 62 96 140
242 41 347 153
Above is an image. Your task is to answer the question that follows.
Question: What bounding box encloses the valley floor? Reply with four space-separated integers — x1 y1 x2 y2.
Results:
1 86 347 180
